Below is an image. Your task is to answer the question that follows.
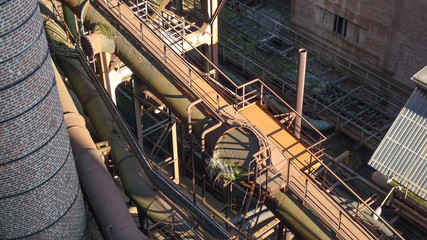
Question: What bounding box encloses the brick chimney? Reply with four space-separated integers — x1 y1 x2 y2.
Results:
0 0 87 238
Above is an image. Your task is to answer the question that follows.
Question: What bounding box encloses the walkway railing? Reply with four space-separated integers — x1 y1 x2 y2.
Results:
229 0 411 105
93 1 404 239
234 78 326 157
183 0 404 150
218 40 390 150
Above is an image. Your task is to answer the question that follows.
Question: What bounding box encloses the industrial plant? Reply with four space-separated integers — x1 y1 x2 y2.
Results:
1 0 426 239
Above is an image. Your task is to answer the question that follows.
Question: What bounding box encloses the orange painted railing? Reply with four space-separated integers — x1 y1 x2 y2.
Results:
93 1 404 239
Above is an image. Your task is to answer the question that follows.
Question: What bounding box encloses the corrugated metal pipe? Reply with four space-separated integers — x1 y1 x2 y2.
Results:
52 59 148 239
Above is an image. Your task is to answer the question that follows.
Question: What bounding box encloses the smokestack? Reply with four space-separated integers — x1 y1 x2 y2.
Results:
295 48 307 139
0 0 87 238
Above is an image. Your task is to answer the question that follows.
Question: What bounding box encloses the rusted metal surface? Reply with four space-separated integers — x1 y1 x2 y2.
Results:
54 2 231 238
53 60 148 239
187 98 203 204
80 32 115 56
58 0 405 239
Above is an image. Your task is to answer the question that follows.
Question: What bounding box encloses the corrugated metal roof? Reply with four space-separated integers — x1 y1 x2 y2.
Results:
368 87 427 200
412 65 427 89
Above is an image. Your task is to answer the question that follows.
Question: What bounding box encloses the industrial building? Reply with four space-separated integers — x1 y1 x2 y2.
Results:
1 0 426 239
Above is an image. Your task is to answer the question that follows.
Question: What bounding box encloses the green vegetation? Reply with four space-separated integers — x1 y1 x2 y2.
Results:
220 7 240 21
390 181 427 207
206 151 248 187
96 23 113 40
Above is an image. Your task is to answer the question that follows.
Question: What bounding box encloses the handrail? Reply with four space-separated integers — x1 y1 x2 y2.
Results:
186 0 410 103
97 0 236 122
93 1 403 239
73 45 232 239
130 0 208 35
234 79 402 238
235 78 326 150
126 0 239 88
217 19 402 118
289 153 404 239
231 0 411 101
218 41 387 147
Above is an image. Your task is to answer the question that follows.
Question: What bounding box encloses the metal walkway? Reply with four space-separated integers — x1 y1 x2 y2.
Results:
94 0 403 239
214 0 407 150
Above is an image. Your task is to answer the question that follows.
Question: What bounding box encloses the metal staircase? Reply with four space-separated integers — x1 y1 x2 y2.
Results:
128 0 207 53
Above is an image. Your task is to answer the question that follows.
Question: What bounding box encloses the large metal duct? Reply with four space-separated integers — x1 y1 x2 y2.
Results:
52 59 148 239
0 0 87 239
59 0 209 135
41 8 186 237
57 0 334 239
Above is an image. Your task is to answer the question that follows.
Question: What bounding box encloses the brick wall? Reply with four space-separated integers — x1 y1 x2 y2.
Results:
0 0 87 238
290 0 427 87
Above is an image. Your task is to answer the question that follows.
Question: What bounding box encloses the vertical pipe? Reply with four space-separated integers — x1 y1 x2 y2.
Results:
171 120 180 184
187 99 202 204
295 48 307 139
96 52 112 97
132 78 144 150
210 0 219 79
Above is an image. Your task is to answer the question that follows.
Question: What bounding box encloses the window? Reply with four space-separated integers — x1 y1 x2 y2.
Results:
315 6 365 45
333 15 347 37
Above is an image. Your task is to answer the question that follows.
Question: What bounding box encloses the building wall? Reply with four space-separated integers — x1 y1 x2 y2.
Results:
290 0 427 87
0 0 87 238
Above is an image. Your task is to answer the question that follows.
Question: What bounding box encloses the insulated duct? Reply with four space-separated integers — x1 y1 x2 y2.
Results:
52 60 148 239
0 0 86 238
59 0 209 135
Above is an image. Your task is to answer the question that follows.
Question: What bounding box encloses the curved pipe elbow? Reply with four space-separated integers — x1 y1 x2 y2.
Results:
81 32 115 57
201 121 222 153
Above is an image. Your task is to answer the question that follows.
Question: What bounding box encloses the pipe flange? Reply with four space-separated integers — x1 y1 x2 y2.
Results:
80 34 95 57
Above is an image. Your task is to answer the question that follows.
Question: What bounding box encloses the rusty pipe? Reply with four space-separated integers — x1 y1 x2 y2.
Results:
186 98 203 137
201 121 223 153
59 0 210 136
44 4 227 239
42 6 176 226
53 60 148 239
295 48 307 139
56 1 338 239
81 32 115 57
187 98 203 204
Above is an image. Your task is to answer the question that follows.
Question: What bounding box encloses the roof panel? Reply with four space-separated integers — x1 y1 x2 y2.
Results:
412 65 427 90
369 87 427 200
